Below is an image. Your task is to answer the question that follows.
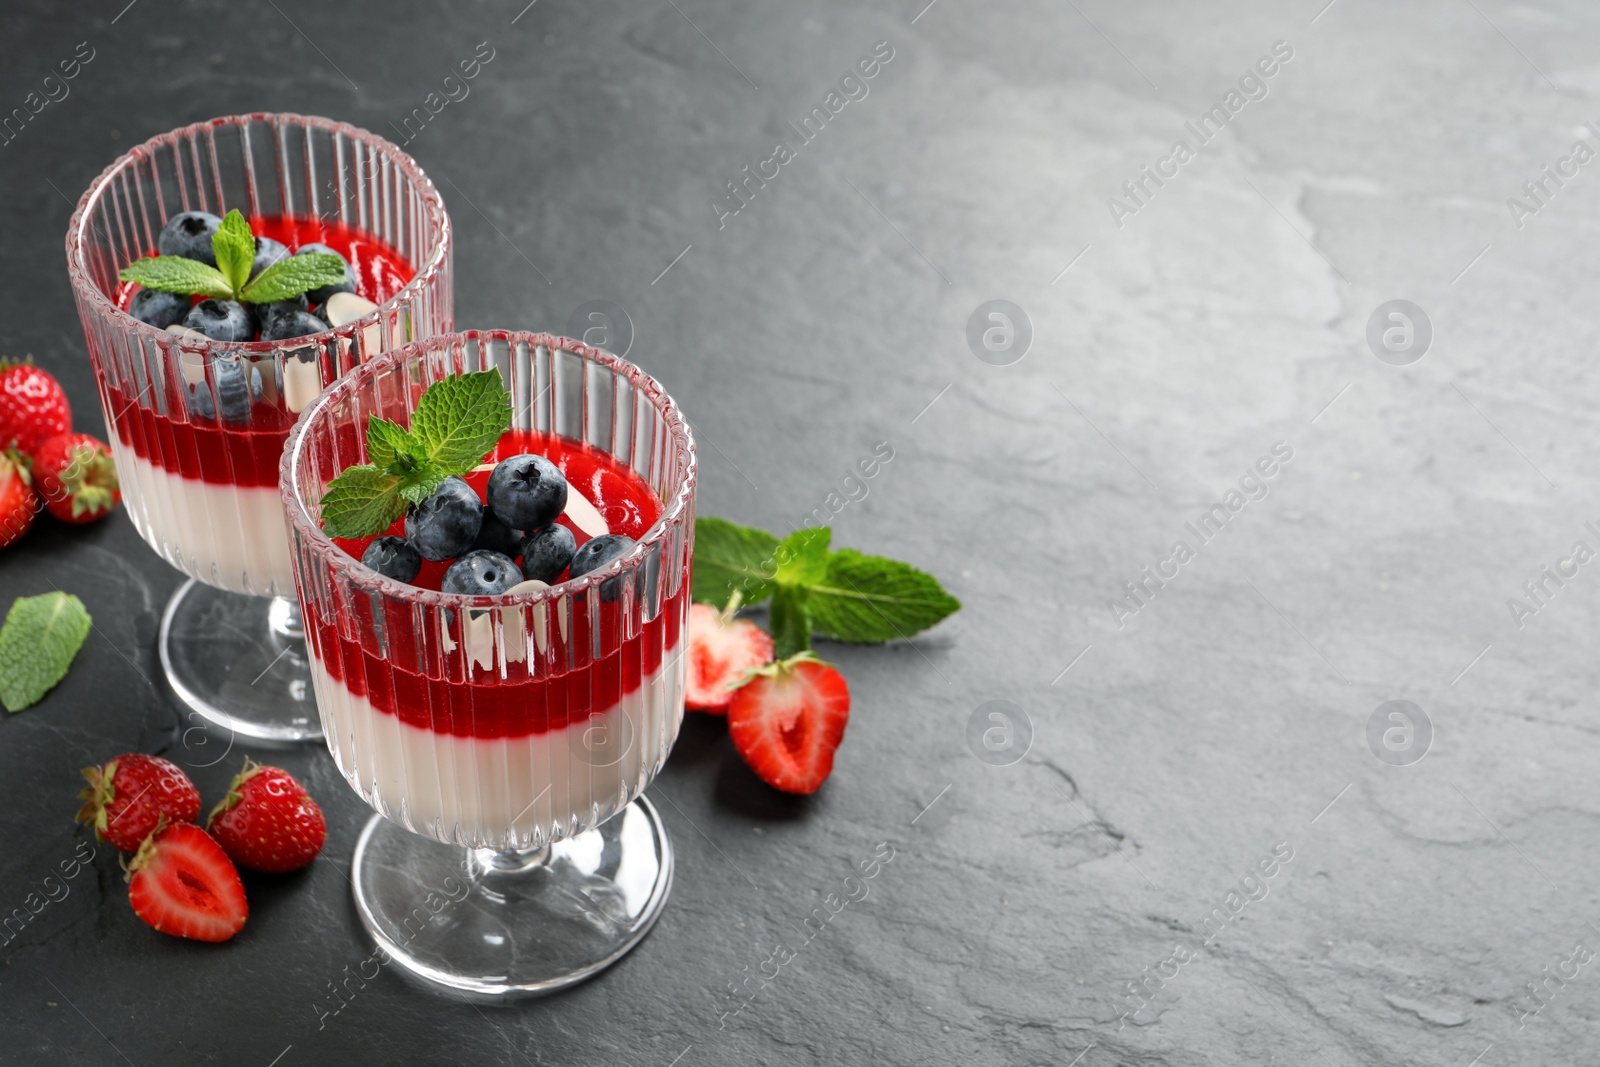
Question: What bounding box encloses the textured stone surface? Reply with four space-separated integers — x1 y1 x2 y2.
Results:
2 0 1599 1063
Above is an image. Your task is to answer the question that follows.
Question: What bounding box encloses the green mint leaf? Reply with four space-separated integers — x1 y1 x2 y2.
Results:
805 549 961 643
691 517 780 608
365 417 412 470
211 209 255 297
769 585 812 659
239 253 348 304
319 464 405 538
321 374 515 540
395 461 450 506
0 592 92 712
118 256 232 299
409 370 511 472
773 527 831 588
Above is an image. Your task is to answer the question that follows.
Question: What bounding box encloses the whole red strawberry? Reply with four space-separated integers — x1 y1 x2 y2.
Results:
77 754 201 853
32 432 120 524
0 451 35 548
727 652 851 794
0 358 70 455
127 822 247 942
685 603 774 713
207 759 325 873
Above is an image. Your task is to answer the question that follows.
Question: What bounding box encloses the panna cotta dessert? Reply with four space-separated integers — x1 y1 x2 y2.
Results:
284 331 695 996
314 431 687 846
102 217 415 596
283 332 697 852
67 113 454 744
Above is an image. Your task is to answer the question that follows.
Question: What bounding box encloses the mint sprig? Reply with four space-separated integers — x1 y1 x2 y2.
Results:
319 370 512 539
212 209 255 296
691 518 779 606
240 254 347 304
806 549 963 644
768 586 813 660
318 465 404 540
116 257 233 300
117 209 348 306
693 518 960 657
411 371 518 471
0 592 92 712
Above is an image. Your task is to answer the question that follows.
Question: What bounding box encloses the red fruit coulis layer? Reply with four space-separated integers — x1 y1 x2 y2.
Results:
307 430 684 740
103 216 413 488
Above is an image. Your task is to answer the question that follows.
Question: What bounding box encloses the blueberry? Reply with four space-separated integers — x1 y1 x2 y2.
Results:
441 550 521 596
157 211 221 265
261 310 329 341
185 359 260 422
256 293 308 326
473 512 524 558
520 523 575 583
487 454 568 530
212 359 262 424
404 476 483 562
183 299 254 342
250 236 292 281
185 381 216 420
296 242 357 307
129 289 189 329
361 535 422 583
569 533 637 601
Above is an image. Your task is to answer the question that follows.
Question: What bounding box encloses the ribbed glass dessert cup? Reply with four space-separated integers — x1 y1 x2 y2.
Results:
66 113 453 744
282 330 696 999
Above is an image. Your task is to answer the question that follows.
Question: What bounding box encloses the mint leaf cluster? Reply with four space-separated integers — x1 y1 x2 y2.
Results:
692 518 960 657
0 592 92 712
117 209 347 306
319 371 512 539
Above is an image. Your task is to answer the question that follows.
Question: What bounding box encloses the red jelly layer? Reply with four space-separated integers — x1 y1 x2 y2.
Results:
308 431 683 740
106 217 413 488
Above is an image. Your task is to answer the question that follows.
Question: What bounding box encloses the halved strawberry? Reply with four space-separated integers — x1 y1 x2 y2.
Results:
0 450 35 549
686 603 774 713
726 653 851 794
126 822 247 942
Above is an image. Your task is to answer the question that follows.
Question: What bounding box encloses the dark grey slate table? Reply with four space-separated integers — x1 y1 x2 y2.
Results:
3 0 1597 1063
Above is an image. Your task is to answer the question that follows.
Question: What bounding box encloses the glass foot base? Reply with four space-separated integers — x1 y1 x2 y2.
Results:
350 796 673 1001
158 578 323 745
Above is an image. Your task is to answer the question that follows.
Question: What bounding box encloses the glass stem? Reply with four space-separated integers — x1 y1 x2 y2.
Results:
267 595 304 641
473 845 553 876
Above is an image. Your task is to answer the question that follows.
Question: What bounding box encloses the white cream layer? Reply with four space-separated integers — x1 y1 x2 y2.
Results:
310 640 684 849
111 443 295 597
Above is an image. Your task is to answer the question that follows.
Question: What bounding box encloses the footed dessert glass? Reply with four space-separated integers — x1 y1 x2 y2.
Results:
282 330 696 998
66 114 452 743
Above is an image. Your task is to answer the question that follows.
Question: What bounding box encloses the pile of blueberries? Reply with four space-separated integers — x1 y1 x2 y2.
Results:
362 454 638 596
127 210 357 344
